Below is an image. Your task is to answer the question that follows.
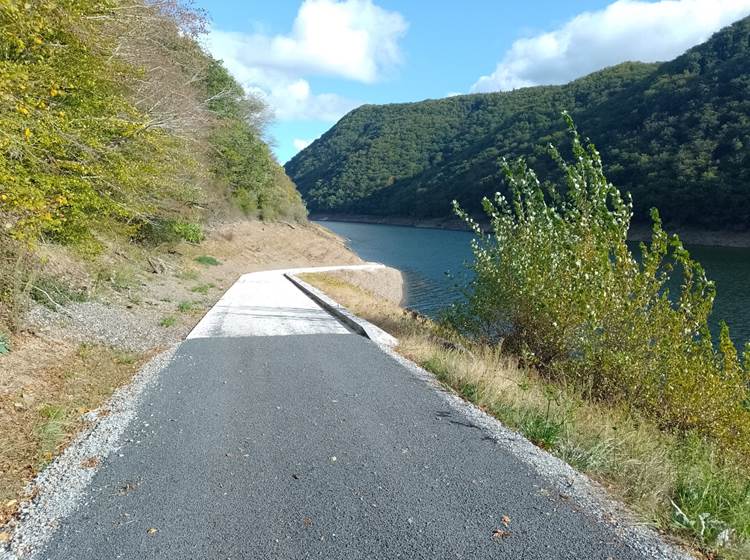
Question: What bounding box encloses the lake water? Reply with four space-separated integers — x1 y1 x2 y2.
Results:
317 220 750 347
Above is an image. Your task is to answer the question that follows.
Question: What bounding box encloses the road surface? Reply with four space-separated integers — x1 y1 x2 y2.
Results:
16 267 681 559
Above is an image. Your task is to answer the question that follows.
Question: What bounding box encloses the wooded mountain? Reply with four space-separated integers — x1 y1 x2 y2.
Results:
286 16 750 229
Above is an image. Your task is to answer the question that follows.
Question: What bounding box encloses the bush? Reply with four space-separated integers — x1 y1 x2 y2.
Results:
452 114 750 455
137 219 204 245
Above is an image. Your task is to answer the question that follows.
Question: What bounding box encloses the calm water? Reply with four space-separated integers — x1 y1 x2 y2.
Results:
317 220 750 346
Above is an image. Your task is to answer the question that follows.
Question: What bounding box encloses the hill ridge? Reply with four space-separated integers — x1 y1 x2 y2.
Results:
286 16 750 229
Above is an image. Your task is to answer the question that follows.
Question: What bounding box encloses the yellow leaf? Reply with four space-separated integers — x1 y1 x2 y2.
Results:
5 499 18 508
0 532 10 543
147 527 158 535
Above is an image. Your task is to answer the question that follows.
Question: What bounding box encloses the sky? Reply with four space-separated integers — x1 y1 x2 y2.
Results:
195 0 750 163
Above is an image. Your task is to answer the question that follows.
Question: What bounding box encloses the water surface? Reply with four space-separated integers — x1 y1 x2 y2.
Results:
318 220 750 346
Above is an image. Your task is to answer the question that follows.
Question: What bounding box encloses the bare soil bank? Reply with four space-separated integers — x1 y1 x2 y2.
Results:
313 213 750 248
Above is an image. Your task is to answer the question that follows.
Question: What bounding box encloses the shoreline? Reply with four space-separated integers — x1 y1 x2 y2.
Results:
312 213 750 248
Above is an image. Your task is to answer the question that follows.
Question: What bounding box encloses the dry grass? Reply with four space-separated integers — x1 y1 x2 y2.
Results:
302 272 750 560
0 340 145 524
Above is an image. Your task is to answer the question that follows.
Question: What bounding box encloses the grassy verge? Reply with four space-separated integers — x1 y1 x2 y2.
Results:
0 343 146 525
301 272 750 560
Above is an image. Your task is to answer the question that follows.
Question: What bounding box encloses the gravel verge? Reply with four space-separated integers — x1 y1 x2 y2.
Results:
0 346 178 560
24 301 178 353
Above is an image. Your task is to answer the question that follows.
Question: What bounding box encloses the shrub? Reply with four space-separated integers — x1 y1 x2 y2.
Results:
137 219 204 245
452 114 750 455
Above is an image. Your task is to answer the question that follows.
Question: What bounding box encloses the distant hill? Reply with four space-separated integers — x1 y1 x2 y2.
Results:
285 16 750 229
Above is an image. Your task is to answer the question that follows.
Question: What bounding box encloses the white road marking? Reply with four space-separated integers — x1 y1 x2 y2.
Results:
187 264 387 339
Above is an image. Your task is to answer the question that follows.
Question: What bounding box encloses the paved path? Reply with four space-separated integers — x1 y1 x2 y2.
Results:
27 267 678 559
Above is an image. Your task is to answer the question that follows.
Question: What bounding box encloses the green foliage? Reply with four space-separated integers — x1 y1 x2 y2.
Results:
190 283 214 294
452 117 750 458
169 221 204 244
0 0 197 244
159 316 176 328
194 255 220 266
0 0 305 245
287 16 750 230
138 219 204 245
670 439 750 547
176 300 193 313
203 61 307 221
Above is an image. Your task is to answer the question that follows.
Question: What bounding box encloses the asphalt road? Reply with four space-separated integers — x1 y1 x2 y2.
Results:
36 270 665 559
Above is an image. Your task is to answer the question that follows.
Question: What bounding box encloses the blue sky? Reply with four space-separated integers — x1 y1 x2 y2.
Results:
196 0 750 163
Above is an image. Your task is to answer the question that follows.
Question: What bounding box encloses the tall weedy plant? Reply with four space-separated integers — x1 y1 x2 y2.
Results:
452 114 750 452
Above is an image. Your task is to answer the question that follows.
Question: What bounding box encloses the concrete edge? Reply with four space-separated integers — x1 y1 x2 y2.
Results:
285 273 398 348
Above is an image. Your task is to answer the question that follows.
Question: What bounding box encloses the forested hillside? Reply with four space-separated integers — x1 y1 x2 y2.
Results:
0 0 306 332
286 16 750 229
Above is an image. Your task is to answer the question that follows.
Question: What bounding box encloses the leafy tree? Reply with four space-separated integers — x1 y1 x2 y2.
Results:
451 116 750 458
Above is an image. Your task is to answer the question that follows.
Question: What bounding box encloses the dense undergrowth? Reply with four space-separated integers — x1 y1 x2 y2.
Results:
0 0 306 335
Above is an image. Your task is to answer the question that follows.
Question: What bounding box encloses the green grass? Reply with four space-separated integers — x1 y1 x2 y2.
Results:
159 316 176 327
113 351 138 365
36 404 70 464
194 255 221 266
190 283 215 294
177 301 194 313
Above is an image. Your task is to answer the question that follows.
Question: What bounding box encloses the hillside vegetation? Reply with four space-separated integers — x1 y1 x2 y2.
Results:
0 0 306 335
286 16 750 230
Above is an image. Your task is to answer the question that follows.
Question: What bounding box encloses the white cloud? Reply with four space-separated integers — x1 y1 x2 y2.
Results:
293 138 313 151
204 0 407 122
472 0 750 93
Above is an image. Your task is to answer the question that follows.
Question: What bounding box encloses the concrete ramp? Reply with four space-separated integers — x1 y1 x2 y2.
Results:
187 264 386 339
